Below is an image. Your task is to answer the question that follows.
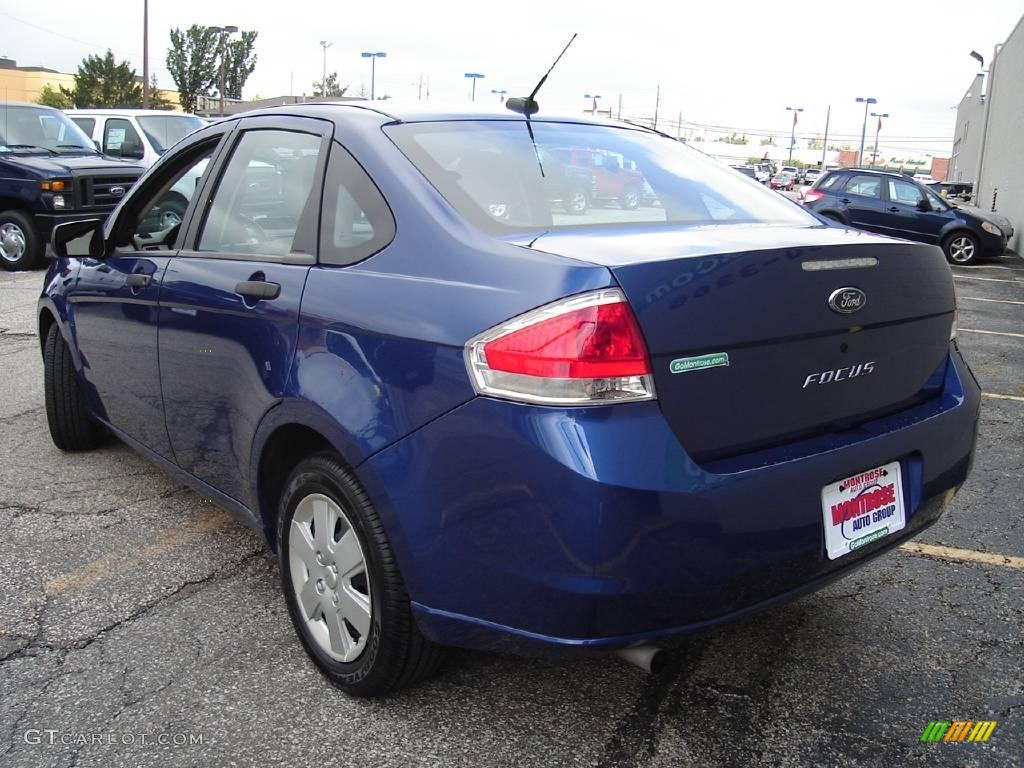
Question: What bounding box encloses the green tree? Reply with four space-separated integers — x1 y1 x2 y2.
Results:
312 72 348 98
166 24 220 113
147 75 175 110
36 83 73 109
221 30 258 99
67 50 142 108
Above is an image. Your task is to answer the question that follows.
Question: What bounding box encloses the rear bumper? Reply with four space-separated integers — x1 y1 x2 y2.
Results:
363 345 980 653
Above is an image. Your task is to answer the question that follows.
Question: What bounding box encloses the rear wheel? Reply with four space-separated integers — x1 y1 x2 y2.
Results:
943 231 979 265
43 323 102 451
620 187 640 210
562 188 589 215
278 452 442 696
0 210 41 271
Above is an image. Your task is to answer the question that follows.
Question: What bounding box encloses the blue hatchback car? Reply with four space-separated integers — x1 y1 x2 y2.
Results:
39 104 980 695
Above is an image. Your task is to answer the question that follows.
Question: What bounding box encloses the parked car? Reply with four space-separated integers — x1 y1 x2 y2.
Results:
40 104 978 696
731 164 758 180
550 147 646 209
802 168 1010 264
0 102 143 270
770 172 795 190
780 165 799 180
66 109 206 168
754 163 772 184
803 167 822 185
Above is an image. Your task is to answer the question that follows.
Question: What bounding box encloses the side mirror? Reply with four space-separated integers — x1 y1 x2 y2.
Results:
916 198 931 212
51 219 104 259
121 141 146 161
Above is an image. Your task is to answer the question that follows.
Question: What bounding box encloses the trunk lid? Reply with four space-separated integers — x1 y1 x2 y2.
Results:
522 224 955 460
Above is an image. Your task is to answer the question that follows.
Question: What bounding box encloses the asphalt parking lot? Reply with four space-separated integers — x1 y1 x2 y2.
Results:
1 253 1022 768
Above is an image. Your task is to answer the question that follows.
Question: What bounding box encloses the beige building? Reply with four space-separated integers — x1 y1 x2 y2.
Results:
0 56 180 109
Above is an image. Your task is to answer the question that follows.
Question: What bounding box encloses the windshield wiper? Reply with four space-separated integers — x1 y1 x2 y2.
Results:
56 144 99 154
1 144 58 155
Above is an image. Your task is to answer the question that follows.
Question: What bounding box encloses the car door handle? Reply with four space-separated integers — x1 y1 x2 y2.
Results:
125 273 151 288
840 198 851 204
888 206 900 213
235 280 281 300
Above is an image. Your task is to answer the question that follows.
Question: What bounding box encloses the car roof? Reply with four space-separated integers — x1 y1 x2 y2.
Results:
64 109 197 116
217 100 658 132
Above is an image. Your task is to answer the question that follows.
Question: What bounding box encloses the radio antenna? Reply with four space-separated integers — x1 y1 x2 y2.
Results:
505 33 578 115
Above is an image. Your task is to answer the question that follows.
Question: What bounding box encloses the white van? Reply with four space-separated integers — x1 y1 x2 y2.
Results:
65 110 206 168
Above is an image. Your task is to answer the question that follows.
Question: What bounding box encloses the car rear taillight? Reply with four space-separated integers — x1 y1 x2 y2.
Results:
801 189 824 204
465 289 656 405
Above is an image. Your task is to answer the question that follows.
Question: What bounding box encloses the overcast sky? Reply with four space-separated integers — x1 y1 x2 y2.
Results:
2 1 1021 154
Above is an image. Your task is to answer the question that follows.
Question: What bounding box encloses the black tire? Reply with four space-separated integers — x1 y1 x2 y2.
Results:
0 209 42 271
562 187 589 215
620 187 641 210
942 231 980 266
43 323 102 451
277 452 442 696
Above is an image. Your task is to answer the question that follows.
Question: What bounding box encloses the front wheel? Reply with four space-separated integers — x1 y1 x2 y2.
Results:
620 187 640 210
0 210 41 271
943 232 980 265
562 188 589 215
43 323 102 451
278 453 441 696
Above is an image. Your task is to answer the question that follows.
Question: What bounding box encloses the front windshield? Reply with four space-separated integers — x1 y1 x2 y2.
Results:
385 121 815 232
0 105 96 154
137 114 205 153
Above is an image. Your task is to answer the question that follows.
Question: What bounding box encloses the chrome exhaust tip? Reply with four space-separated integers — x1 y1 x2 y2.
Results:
614 643 665 674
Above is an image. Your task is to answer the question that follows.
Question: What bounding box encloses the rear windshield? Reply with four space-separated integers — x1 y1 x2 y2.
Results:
385 121 814 233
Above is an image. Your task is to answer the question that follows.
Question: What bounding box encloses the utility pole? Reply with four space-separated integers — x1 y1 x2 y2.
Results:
418 74 423 101
821 104 830 169
617 93 622 120
676 110 681 140
319 41 332 96
653 84 660 130
142 0 149 108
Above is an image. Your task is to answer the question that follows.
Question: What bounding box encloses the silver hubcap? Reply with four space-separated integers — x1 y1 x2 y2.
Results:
159 210 182 229
949 236 975 263
570 192 586 212
288 493 372 662
0 223 27 263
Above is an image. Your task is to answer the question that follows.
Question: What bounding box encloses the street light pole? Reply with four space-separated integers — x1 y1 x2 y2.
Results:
142 0 149 108
464 73 484 101
361 52 387 100
785 106 804 164
319 41 332 96
208 25 239 117
870 112 889 168
490 88 507 103
821 104 831 170
855 96 877 167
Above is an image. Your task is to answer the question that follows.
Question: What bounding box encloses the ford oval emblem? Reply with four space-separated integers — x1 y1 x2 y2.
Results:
828 287 866 314
110 186 126 197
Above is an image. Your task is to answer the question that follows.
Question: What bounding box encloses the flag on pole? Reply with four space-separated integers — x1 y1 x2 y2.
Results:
591 97 598 114
877 115 883 132
793 111 799 127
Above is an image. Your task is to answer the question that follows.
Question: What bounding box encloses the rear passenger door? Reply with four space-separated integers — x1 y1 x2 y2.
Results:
157 116 331 503
836 174 886 234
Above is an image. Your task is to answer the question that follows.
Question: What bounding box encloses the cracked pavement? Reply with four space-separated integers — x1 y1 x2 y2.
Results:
1 260 1022 767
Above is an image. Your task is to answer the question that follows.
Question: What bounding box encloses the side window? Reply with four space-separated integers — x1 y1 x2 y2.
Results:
320 142 395 266
819 173 840 190
127 145 215 250
888 179 924 207
843 175 881 199
104 118 143 156
198 129 321 257
70 117 95 137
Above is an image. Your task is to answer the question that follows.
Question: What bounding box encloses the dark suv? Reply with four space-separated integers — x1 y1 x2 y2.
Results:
0 102 143 270
801 168 1009 265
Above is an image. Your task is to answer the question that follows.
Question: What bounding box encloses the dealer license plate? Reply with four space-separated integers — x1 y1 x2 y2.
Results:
822 461 905 560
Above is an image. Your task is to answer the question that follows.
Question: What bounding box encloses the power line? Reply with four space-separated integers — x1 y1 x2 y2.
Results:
0 11 141 62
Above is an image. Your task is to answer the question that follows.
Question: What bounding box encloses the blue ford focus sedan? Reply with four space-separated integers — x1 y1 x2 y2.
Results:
38 103 980 696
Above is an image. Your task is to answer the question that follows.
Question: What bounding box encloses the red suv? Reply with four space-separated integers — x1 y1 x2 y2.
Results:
550 148 646 209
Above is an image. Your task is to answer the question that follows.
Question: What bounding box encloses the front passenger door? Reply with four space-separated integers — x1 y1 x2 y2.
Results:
158 116 331 504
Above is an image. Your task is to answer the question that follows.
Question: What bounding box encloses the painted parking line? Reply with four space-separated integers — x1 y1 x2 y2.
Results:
900 542 1024 571
951 263 1024 272
982 392 1024 403
959 328 1024 339
44 511 232 595
959 296 1024 306
953 275 1024 284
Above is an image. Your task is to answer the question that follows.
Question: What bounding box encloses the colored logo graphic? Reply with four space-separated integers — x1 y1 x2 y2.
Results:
920 721 997 742
669 352 729 374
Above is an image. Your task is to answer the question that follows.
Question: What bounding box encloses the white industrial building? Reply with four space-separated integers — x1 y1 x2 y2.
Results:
951 12 1024 252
